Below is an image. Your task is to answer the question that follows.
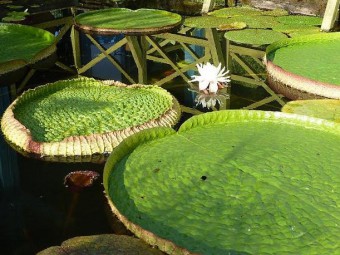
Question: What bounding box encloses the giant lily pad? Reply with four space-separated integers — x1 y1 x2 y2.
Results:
1 77 180 163
276 15 322 26
282 99 340 123
0 23 56 85
208 7 283 29
209 6 288 18
224 28 287 46
74 8 182 35
209 6 264 17
104 110 340 255
265 32 340 99
272 23 323 37
37 234 164 255
184 15 247 30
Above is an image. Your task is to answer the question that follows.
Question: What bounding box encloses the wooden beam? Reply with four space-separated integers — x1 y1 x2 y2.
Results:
202 0 215 14
321 0 340 31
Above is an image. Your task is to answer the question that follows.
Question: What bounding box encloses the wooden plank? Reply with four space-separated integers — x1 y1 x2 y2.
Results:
321 0 340 31
180 105 204 115
231 52 262 81
154 55 211 86
86 35 136 83
202 0 215 14
17 69 36 94
71 26 81 70
155 33 211 47
78 35 127 74
205 28 225 66
146 36 190 83
229 45 265 58
126 36 147 84
34 17 73 29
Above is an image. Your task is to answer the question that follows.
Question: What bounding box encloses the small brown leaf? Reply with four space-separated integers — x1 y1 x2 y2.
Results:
64 170 100 192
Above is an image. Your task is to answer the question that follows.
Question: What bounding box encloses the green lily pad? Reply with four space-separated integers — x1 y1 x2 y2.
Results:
2 10 29 22
282 99 340 122
1 77 181 163
75 8 182 35
209 6 263 17
265 32 340 99
184 16 231 28
0 23 56 75
276 15 322 26
209 6 288 18
261 8 289 17
6 4 24 9
225 28 287 46
218 21 247 31
272 23 322 37
227 15 279 29
37 234 164 255
288 28 324 38
104 110 340 255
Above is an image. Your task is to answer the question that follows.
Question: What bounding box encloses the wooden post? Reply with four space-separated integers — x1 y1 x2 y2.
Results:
321 0 340 31
202 0 215 14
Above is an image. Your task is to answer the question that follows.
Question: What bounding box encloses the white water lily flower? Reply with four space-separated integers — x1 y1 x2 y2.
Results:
190 63 230 94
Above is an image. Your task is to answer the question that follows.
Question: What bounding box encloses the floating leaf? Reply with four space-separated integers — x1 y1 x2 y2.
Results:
184 16 231 28
64 170 100 192
37 234 165 255
282 99 340 122
218 21 247 31
75 8 182 35
104 110 340 255
209 6 263 17
265 32 340 99
2 11 29 22
276 15 322 26
6 4 24 9
225 28 287 46
1 77 181 163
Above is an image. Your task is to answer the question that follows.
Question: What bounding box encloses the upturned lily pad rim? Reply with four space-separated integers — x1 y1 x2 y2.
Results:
1 79 181 163
103 110 340 255
0 23 56 75
265 32 340 99
74 8 183 36
37 234 165 255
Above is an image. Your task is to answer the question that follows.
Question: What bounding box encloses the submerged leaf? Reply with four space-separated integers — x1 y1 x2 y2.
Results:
64 170 100 192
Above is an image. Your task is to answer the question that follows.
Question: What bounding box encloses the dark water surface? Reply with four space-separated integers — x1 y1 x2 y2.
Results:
1 153 119 255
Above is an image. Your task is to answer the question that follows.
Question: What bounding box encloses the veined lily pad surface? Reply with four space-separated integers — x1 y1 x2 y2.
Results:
1 78 180 163
74 8 182 35
184 16 246 30
282 99 340 123
265 32 340 99
104 110 340 255
209 6 288 18
0 23 56 76
224 29 287 46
